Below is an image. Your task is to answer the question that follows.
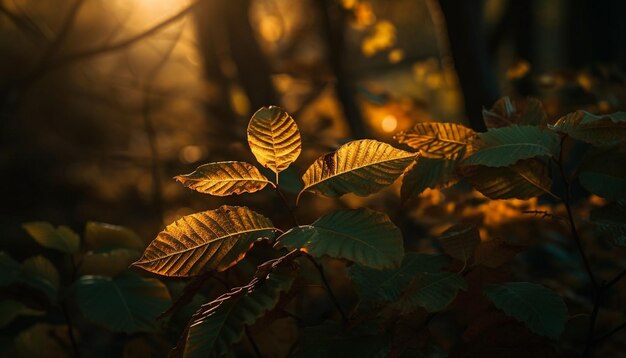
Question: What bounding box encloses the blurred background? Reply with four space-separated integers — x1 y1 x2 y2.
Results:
1 0 625 240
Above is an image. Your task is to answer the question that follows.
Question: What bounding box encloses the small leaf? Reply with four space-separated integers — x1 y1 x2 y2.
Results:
278 208 404 270
22 222 80 253
182 268 296 358
549 110 626 146
394 122 476 158
460 159 555 199
0 300 45 327
80 248 141 277
484 282 567 339
133 206 276 277
247 106 301 181
439 224 481 263
578 144 626 200
401 154 461 201
349 253 448 302
175 161 272 196
85 222 144 251
474 238 524 268
0 252 21 287
590 202 626 247
75 272 171 333
399 272 467 313
299 139 416 201
20 256 59 301
483 96 547 128
463 126 560 168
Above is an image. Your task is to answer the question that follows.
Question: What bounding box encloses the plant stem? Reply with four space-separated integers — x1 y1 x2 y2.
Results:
245 326 262 358
274 186 299 225
594 321 626 346
303 254 348 323
605 269 626 289
61 303 81 358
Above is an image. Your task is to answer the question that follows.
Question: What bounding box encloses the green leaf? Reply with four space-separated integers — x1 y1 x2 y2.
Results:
483 96 547 128
393 122 476 158
590 202 626 247
80 248 141 277
438 224 480 263
22 222 80 253
0 252 20 287
549 110 626 146
401 155 461 201
349 253 448 302
182 269 296 358
0 300 45 327
84 222 144 251
175 161 273 196
75 272 171 333
293 321 390 358
460 159 555 200
399 272 467 313
133 206 276 277
15 324 74 358
20 256 59 301
463 126 560 167
278 208 404 270
484 282 567 339
299 139 416 201
578 144 626 200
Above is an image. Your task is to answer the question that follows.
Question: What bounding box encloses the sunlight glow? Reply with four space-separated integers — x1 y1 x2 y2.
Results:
381 115 398 133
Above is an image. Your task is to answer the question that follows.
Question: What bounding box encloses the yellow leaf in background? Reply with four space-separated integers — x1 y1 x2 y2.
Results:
299 139 416 202
175 161 273 196
133 206 276 277
247 106 301 183
394 122 476 159
361 20 396 57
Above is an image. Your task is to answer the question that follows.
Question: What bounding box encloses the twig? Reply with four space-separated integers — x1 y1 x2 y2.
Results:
245 326 262 358
594 321 626 346
521 210 565 221
302 254 348 324
275 187 299 226
40 0 86 62
61 303 81 358
605 269 626 290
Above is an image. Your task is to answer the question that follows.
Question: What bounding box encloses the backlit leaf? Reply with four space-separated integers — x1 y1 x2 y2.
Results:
299 139 415 201
549 110 626 146
75 272 171 333
483 97 547 128
0 252 20 287
590 201 626 247
278 208 404 269
133 206 276 277
0 300 45 327
484 282 567 339
460 159 554 199
400 153 462 201
175 161 272 196
247 106 301 182
399 272 467 313
394 122 476 158
22 222 80 253
85 222 144 251
439 224 480 263
463 126 560 167
182 269 295 358
349 253 448 302
20 256 59 301
578 144 626 200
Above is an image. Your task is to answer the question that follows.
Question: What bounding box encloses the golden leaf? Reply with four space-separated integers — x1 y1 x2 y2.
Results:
133 206 276 277
247 106 301 183
394 122 476 159
174 161 273 196
298 139 416 202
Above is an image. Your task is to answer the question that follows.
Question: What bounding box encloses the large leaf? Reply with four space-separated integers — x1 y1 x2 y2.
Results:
133 206 276 277
175 161 272 196
247 106 301 181
299 139 415 201
438 224 480 263
482 96 547 128
182 269 295 358
278 208 404 270
590 201 626 247
0 252 20 286
399 272 467 313
400 154 461 201
394 122 476 158
549 110 626 146
84 222 144 251
578 144 626 200
0 300 44 327
22 222 80 253
348 253 448 302
460 159 554 199
20 256 59 301
463 126 560 167
75 272 171 333
484 282 567 339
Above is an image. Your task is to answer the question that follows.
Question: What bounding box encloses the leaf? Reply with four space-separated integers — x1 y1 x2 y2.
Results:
247 106 301 181
348 253 448 302
482 97 547 128
474 238 524 268
80 248 141 277
549 110 626 146
75 272 171 333
278 208 404 270
439 224 481 263
590 202 626 247
133 206 276 277
0 300 45 327
182 269 295 358
578 144 626 200
459 159 555 199
400 154 461 201
299 139 415 201
399 272 467 313
0 252 20 287
22 222 80 253
85 222 144 251
484 282 567 339
20 256 59 301
15 324 75 358
463 126 560 167
175 161 272 196
393 122 476 158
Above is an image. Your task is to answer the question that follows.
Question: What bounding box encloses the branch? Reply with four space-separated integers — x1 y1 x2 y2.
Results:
302 254 348 324
605 269 626 290
40 0 86 62
594 320 626 346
